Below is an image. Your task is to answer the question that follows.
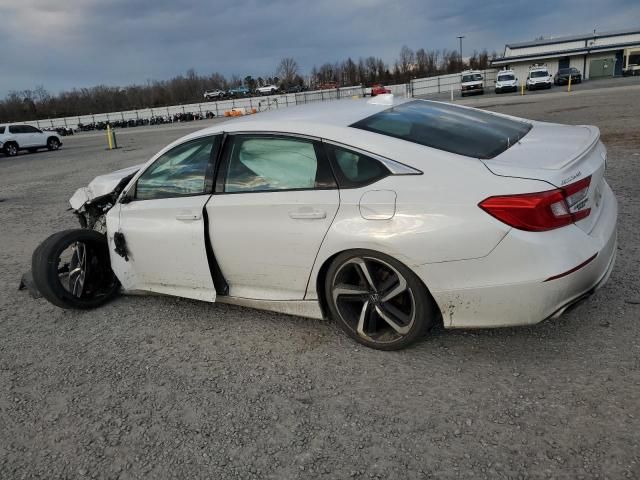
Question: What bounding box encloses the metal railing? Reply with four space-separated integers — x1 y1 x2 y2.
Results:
22 70 497 131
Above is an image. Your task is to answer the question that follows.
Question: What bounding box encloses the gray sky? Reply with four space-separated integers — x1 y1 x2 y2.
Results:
0 0 637 97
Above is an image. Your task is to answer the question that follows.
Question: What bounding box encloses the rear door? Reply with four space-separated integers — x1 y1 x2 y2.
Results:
108 135 220 301
9 125 33 147
206 133 339 300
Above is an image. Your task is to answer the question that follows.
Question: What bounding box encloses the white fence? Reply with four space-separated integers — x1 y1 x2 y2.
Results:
22 70 497 131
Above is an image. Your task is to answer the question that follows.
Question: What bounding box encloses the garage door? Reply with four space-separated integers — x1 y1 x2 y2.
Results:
590 58 616 79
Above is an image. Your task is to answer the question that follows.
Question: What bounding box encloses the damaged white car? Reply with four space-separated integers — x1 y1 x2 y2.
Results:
28 96 618 350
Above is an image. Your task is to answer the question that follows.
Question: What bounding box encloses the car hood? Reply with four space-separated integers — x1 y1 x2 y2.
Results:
69 163 142 210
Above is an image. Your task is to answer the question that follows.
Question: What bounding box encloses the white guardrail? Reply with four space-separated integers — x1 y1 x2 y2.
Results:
21 69 498 131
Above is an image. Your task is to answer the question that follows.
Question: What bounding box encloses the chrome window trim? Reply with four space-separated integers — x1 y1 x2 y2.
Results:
321 139 423 175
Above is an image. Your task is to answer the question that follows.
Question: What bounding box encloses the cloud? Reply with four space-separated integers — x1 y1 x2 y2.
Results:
0 0 637 96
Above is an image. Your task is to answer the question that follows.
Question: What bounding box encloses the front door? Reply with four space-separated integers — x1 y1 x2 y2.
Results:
9 125 34 147
206 134 339 300
108 135 220 301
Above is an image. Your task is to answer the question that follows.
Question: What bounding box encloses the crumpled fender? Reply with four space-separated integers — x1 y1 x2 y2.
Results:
69 164 143 210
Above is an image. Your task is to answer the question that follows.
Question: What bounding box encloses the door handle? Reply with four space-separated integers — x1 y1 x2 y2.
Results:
175 213 201 221
289 209 327 220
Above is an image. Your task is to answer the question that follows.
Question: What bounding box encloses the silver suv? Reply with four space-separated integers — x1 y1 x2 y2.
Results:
0 124 62 157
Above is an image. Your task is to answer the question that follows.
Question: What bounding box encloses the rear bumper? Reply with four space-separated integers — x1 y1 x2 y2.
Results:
415 181 618 328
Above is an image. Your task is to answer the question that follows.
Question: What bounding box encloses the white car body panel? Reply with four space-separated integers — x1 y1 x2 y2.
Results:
107 196 216 302
69 97 617 330
69 164 143 210
207 189 339 300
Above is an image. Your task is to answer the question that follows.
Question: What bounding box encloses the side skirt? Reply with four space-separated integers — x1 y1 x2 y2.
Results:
216 296 325 320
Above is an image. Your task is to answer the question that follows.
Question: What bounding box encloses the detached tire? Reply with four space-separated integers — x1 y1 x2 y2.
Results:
32 229 119 309
325 250 439 350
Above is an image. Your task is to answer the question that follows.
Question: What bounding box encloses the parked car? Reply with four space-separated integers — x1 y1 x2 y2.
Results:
494 70 518 93
460 70 484 96
0 124 62 156
227 86 251 97
285 85 307 94
28 97 617 351
526 64 552 90
256 85 279 95
203 89 226 100
622 63 640 76
554 67 582 85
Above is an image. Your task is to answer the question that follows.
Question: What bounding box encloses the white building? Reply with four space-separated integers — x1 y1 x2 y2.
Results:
491 28 640 81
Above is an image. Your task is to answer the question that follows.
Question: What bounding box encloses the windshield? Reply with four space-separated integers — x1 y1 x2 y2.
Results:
462 74 483 82
351 100 532 159
530 70 549 78
558 68 572 74
498 74 515 81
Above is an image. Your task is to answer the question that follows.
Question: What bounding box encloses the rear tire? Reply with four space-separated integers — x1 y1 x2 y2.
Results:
325 250 438 350
32 229 119 309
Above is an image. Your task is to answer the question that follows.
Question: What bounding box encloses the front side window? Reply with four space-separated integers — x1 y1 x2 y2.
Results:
224 136 332 193
530 70 549 78
23 125 41 133
0 126 5 134
325 144 389 188
136 136 217 200
462 74 483 82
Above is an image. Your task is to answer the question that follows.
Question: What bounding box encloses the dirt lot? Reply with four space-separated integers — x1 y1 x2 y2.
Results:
1 84 639 479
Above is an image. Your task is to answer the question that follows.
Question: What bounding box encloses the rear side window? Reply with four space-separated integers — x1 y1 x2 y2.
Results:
350 100 532 159
325 144 389 188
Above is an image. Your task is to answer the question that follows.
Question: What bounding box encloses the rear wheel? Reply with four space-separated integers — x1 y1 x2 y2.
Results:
47 137 60 151
32 229 119 309
4 142 18 156
325 250 438 350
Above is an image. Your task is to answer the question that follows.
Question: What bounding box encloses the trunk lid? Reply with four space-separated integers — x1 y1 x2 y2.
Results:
482 122 607 234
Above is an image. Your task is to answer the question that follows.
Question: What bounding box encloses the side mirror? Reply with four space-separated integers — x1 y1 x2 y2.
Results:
120 189 134 204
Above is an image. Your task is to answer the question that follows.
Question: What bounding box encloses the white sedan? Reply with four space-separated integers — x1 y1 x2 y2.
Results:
29 95 617 350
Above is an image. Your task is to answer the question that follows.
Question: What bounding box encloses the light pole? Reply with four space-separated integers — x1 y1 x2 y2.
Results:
457 35 465 68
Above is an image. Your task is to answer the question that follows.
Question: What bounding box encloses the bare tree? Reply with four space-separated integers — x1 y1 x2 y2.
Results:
277 57 299 87
398 45 415 78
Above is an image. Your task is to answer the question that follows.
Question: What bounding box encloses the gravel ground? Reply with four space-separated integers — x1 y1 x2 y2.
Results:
1 84 639 479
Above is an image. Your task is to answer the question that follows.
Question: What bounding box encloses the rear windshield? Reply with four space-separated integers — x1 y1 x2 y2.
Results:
350 100 532 159
462 74 483 82
498 74 515 81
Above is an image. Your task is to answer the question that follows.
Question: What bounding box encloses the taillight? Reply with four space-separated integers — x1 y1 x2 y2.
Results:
479 176 592 232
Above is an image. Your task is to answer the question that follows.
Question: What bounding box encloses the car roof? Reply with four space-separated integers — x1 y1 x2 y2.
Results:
219 96 414 130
